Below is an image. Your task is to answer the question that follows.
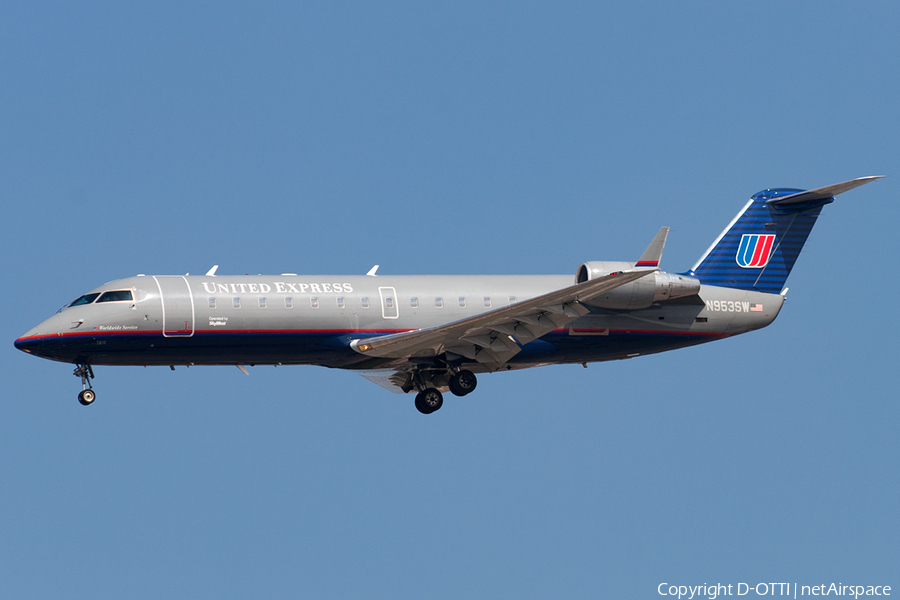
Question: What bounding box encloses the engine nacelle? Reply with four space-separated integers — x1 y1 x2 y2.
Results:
575 261 700 310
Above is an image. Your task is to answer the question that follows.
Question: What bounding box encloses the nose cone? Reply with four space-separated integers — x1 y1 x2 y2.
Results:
15 318 46 347
14 313 76 362
14 334 32 351
15 328 46 356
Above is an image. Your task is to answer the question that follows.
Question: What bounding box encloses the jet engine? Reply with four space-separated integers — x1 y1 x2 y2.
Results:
575 261 700 310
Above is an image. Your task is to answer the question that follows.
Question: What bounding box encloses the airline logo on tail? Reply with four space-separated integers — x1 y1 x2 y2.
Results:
736 234 775 268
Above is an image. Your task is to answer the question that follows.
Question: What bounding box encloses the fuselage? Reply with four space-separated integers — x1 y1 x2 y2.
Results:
14 177 878 412
15 273 782 371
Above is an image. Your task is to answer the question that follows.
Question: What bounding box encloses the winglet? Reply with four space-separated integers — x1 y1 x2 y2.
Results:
635 227 669 269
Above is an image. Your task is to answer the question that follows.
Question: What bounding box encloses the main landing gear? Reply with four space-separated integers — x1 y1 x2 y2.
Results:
414 388 443 414
449 369 477 397
413 369 478 414
74 364 96 406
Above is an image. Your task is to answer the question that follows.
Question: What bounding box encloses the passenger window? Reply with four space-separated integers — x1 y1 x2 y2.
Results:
483 297 491 308
508 296 517 305
285 297 293 309
208 298 217 309
311 297 319 308
337 297 345 309
435 297 443 308
259 298 267 309
361 297 370 308
97 290 134 303
410 297 418 308
458 297 466 308
233 298 241 309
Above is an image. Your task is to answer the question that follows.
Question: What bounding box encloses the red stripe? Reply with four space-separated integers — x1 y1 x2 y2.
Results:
15 328 416 343
762 235 775 264
557 328 728 338
749 236 766 266
750 235 774 267
19 327 729 344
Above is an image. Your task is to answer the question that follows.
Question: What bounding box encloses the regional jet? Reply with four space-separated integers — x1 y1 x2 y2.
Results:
15 176 881 413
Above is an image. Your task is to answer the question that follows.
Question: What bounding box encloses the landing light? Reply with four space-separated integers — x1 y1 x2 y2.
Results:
359 343 372 352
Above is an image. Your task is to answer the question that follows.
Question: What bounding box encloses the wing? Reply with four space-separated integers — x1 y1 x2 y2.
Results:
350 228 667 369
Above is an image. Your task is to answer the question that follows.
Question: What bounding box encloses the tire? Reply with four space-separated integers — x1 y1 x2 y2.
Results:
449 370 477 396
78 389 96 406
415 388 443 414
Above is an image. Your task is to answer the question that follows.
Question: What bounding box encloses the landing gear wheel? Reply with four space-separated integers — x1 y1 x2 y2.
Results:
414 388 443 414
74 364 96 406
449 370 477 397
78 389 96 406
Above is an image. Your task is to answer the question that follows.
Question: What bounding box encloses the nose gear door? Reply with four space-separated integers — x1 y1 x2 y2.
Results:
153 276 195 337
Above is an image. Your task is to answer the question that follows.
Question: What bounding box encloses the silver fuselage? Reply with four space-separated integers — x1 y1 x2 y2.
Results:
15 274 782 371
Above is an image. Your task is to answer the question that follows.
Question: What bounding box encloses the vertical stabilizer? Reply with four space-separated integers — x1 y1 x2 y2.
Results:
688 177 880 293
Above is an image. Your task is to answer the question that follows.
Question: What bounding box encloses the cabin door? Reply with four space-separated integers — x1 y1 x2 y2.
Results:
378 286 399 319
153 276 195 337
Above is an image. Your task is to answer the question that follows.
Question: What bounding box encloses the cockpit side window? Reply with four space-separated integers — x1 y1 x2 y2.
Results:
96 290 134 303
69 293 101 307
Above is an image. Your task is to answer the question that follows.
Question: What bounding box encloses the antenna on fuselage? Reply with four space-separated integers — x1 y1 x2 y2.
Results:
206 265 219 277
366 265 379 277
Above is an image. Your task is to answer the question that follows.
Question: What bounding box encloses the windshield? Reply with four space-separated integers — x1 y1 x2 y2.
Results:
97 290 134 303
68 293 101 307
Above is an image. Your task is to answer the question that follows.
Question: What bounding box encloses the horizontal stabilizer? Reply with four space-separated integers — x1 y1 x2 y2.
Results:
767 176 883 205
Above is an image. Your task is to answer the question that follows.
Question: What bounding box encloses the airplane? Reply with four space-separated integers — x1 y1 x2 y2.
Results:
15 176 881 414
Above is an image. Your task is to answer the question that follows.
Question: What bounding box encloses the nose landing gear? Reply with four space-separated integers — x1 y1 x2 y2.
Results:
74 364 96 406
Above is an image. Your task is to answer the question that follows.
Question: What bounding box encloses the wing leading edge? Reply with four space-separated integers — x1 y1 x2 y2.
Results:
350 227 668 369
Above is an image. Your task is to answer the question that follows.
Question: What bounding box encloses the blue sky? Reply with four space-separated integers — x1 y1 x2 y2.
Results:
2 2 898 598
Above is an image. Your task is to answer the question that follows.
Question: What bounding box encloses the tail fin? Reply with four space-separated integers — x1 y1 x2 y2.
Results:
688 176 881 293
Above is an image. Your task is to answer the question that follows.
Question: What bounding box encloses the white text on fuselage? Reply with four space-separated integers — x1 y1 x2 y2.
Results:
201 282 354 295
705 300 759 313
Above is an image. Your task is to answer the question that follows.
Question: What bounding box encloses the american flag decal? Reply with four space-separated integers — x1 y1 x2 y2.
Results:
736 234 775 268
750 303 763 312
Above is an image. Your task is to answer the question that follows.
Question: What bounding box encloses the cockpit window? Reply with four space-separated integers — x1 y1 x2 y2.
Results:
96 290 134 303
69 293 101 307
